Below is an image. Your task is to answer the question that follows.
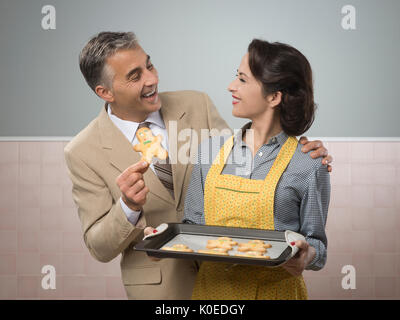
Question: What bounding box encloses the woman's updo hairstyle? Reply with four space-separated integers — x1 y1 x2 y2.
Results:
248 39 316 136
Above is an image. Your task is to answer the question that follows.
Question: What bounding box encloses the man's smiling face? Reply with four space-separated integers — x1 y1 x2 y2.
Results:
106 46 161 121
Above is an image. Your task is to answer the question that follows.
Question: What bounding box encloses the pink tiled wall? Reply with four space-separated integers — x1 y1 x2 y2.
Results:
303 141 400 299
0 140 399 300
0 141 126 300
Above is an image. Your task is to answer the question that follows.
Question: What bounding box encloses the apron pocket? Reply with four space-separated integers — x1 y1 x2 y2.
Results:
215 186 259 194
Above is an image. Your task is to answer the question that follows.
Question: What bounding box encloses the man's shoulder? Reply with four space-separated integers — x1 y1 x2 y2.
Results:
160 90 215 123
64 114 101 157
159 90 210 108
160 90 207 100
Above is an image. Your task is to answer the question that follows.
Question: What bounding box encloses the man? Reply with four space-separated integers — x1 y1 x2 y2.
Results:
64 31 332 299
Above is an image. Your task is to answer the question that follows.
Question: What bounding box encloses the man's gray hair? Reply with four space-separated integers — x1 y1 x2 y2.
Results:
79 31 138 92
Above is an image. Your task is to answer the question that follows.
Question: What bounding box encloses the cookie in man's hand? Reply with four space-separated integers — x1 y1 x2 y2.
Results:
133 127 168 163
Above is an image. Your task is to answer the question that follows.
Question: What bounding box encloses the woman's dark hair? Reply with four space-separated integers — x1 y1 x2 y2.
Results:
248 39 316 136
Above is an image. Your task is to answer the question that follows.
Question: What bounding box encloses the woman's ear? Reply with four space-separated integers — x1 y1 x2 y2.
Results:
268 91 282 108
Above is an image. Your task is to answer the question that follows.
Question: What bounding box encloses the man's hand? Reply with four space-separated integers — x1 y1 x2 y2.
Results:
282 240 316 277
116 161 150 211
299 136 333 172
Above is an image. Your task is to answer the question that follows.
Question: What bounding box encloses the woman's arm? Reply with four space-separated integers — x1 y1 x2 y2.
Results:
183 144 206 225
302 162 330 270
283 162 331 275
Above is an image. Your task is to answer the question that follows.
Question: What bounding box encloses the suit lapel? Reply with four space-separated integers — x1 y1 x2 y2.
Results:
98 105 140 172
98 104 175 205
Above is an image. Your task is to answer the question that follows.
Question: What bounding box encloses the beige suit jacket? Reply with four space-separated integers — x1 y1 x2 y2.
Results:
64 90 230 299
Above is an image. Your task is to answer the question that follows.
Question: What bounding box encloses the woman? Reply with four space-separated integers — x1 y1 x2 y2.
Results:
183 39 330 300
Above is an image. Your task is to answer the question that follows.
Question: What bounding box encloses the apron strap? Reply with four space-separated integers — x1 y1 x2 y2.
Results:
208 135 297 183
210 135 235 175
258 136 298 221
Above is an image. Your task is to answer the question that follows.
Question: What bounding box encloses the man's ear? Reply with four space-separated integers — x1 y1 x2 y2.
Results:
268 91 282 108
95 85 115 103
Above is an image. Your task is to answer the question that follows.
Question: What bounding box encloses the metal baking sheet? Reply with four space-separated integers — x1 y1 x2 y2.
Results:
163 234 287 259
134 223 293 267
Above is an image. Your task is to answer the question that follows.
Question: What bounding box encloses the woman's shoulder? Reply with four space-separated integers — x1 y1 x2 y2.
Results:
288 141 328 177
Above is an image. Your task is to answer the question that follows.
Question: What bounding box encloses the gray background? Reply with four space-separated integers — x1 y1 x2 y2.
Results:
0 0 399 137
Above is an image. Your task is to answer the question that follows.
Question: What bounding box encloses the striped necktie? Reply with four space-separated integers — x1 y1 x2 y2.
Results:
137 122 174 199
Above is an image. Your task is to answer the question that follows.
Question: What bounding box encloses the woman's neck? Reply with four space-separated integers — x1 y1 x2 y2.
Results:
244 111 282 156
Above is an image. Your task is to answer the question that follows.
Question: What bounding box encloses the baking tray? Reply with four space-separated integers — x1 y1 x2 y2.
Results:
134 223 300 267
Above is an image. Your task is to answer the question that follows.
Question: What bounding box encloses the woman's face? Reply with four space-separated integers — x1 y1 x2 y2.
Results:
228 53 269 119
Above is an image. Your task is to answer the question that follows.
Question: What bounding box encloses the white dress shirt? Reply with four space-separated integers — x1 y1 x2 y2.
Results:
107 105 169 225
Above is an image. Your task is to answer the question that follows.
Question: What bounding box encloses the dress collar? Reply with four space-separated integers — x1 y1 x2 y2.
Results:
233 121 288 148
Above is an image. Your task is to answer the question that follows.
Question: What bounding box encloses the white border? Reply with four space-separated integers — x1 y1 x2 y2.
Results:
1 137 400 142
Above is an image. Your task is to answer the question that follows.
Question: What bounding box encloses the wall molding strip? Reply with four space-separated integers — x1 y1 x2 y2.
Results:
1 137 400 142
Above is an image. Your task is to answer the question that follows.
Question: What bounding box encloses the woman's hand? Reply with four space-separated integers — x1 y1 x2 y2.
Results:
143 227 161 262
282 240 316 277
144 226 155 237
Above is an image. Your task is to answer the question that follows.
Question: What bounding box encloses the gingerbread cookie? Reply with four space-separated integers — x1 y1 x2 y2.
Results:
248 240 272 248
206 237 237 250
133 127 168 163
217 237 238 246
235 251 271 259
198 249 229 256
237 245 266 253
161 244 193 252
237 240 271 253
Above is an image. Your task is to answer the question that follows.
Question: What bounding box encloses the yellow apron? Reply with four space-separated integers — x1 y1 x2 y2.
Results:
192 135 308 300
